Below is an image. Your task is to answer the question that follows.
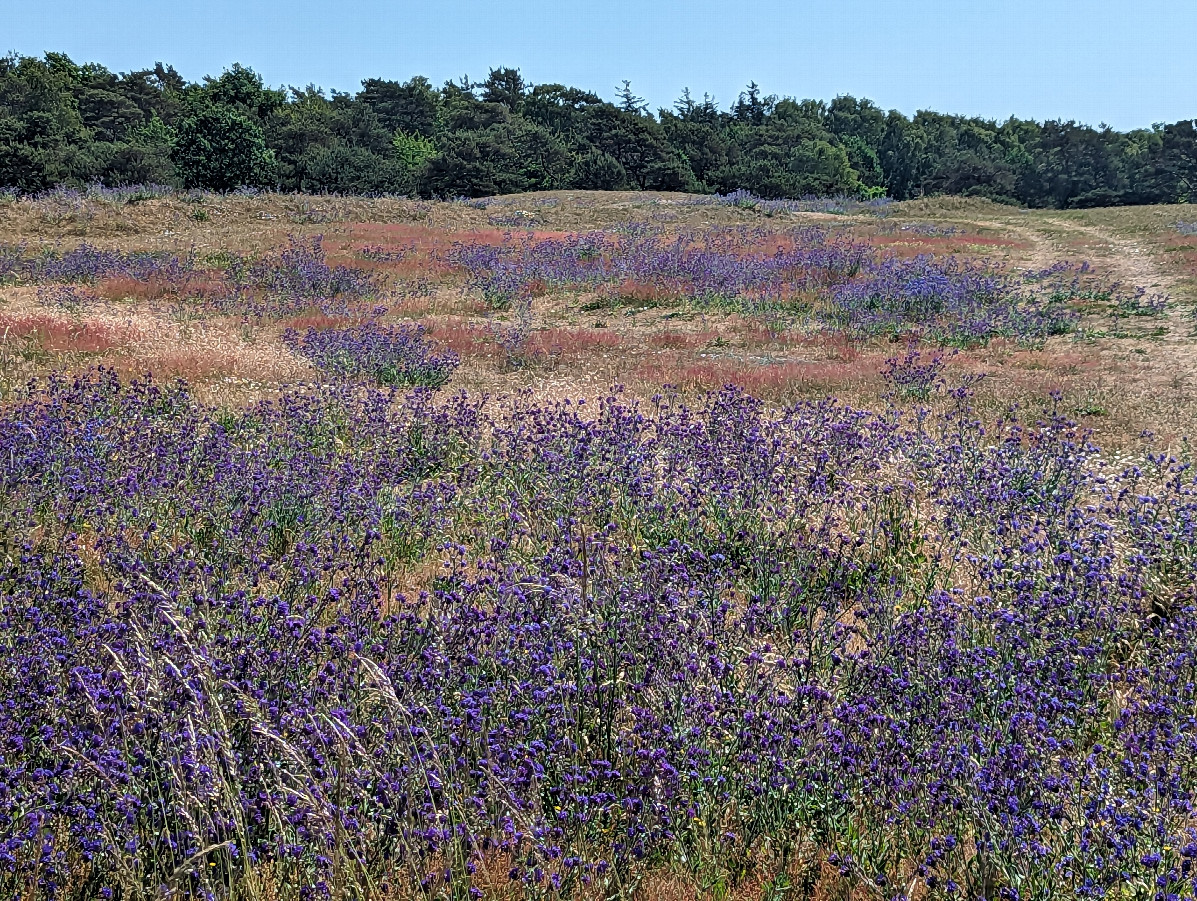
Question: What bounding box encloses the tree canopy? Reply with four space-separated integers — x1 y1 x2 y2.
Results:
2 51 1195 207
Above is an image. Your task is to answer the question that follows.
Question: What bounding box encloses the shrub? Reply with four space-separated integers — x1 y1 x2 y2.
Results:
171 106 277 191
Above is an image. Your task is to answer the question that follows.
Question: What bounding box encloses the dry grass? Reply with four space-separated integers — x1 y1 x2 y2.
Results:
0 312 127 354
635 357 883 399
2 190 1195 452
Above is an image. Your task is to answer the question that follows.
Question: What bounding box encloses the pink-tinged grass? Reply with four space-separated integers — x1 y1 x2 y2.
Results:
274 312 366 331
869 234 1030 257
523 327 623 357
635 357 881 397
389 294 491 317
0 312 125 354
426 318 500 359
648 330 725 350
600 278 684 306
96 274 229 303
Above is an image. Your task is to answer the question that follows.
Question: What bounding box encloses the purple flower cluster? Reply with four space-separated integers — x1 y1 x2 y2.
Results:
488 210 543 228
283 320 459 387
448 228 1080 343
683 191 894 216
1 371 1195 899
358 244 411 263
3 235 385 322
880 342 948 398
1023 262 1169 321
15 183 178 207
212 235 381 320
3 242 191 285
35 284 101 312
232 235 378 302
1175 221 1197 236
877 221 964 237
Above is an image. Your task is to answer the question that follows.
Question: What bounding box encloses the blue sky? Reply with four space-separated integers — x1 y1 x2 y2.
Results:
4 0 1194 130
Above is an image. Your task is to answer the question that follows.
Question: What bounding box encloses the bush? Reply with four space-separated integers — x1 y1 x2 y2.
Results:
171 105 276 191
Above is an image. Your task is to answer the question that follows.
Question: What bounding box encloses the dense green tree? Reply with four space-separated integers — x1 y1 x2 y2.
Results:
1146 120 1197 202
4 50 1197 208
568 148 629 190
660 113 731 190
480 67 526 112
840 135 885 191
723 139 860 198
878 111 928 200
358 76 440 137
732 82 775 127
440 94 511 133
522 84 602 136
671 88 722 124
420 119 571 195
294 143 400 194
615 81 649 116
201 64 284 121
0 53 96 189
76 68 145 144
172 105 276 190
825 95 886 152
582 105 694 190
392 131 435 173
104 113 176 185
1033 120 1128 207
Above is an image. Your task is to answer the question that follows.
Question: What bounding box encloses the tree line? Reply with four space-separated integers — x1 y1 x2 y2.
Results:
3 52 1195 206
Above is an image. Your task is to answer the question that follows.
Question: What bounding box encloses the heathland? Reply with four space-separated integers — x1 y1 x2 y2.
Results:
1 189 1196 900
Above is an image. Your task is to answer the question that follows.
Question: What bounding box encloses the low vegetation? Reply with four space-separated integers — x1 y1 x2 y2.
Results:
0 190 1195 900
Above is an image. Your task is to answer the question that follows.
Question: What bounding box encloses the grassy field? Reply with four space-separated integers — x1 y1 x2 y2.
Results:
2 190 1194 446
2 191 1196 901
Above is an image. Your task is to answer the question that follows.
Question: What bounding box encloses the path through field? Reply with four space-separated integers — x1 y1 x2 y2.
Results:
923 204 1195 446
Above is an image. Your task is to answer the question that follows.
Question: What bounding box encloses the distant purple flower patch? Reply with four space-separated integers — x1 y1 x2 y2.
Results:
447 227 1082 343
35 283 102 312
284 319 459 387
683 190 894 216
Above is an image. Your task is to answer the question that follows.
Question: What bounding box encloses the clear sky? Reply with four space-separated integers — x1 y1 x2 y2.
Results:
4 0 1194 130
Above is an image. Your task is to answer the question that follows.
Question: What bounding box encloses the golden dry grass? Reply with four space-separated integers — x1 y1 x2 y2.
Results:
1 190 1194 450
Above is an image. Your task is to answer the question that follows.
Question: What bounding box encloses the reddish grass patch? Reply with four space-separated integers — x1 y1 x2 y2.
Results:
1005 349 1105 375
425 318 498 358
340 253 457 280
96 276 175 302
524 327 622 357
868 234 1030 257
425 321 620 362
637 358 878 396
390 294 490 317
737 323 827 351
341 224 570 253
0 313 124 354
1162 237 1197 278
330 225 574 284
788 331 861 362
274 312 363 331
128 350 236 381
96 274 229 303
597 278 681 306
